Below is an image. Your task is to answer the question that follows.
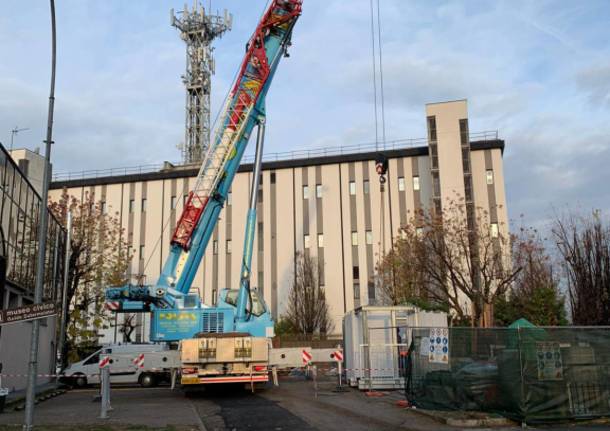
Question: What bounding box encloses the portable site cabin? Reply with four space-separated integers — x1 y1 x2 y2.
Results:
344 305 448 390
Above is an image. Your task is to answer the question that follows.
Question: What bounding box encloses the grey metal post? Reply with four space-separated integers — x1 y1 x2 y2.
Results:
313 365 318 398
100 366 109 419
57 211 71 372
23 0 56 429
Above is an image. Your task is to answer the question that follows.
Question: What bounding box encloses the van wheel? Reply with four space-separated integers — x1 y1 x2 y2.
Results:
74 375 87 388
139 373 157 388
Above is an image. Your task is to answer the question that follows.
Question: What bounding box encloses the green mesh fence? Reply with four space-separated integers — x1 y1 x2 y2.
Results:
405 327 610 424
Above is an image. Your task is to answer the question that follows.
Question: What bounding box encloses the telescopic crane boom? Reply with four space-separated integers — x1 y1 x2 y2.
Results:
107 0 303 342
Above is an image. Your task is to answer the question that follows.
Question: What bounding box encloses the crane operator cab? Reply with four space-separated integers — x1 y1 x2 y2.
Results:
218 288 275 338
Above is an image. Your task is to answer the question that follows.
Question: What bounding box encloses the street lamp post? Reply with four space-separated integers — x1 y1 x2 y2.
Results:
23 0 56 429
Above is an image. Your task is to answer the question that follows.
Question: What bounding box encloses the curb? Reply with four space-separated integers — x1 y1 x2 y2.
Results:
7 388 67 412
407 407 515 427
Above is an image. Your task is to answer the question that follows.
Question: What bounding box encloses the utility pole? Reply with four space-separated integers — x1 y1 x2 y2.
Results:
10 127 29 151
171 1 232 164
23 0 56 429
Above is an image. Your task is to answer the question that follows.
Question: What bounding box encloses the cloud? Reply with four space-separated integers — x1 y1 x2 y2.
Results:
0 0 609 231
576 64 610 109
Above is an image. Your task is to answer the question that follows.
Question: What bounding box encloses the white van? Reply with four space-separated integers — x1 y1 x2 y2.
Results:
62 344 180 387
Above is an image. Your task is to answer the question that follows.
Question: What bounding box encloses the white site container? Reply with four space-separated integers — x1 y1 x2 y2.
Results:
344 305 447 390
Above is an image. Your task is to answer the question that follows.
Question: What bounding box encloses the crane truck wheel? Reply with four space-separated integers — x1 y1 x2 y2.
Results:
139 373 157 388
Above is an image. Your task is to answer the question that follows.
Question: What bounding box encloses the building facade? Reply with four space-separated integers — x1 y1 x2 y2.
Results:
1 145 65 392
50 100 508 341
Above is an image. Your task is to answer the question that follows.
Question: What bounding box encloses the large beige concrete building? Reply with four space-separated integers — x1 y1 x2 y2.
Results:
49 100 508 341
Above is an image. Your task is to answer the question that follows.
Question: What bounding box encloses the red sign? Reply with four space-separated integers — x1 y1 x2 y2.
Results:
332 350 343 362
302 349 312 365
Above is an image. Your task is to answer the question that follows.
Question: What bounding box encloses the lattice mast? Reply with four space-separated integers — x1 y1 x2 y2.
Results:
171 2 232 164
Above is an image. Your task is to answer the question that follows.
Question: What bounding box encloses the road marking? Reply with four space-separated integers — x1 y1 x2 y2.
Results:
189 400 208 431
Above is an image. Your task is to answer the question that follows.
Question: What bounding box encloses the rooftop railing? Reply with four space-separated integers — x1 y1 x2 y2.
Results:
52 130 498 182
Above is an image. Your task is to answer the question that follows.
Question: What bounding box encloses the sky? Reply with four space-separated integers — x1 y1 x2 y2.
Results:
1 0 609 230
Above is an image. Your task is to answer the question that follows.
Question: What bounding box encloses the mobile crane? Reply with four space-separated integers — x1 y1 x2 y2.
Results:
106 0 303 386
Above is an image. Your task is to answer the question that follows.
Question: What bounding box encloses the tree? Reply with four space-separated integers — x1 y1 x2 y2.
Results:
112 313 141 343
377 198 521 327
553 211 610 325
376 222 441 310
49 190 133 366
416 199 521 326
283 252 333 335
494 226 567 326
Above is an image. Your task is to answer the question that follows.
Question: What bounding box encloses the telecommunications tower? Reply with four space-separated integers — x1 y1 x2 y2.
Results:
171 2 232 164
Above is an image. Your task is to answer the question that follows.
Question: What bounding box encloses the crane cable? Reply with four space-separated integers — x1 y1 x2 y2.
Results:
369 0 379 151
370 0 395 299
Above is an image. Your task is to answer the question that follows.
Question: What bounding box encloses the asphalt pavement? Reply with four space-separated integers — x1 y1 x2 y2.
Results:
0 379 609 431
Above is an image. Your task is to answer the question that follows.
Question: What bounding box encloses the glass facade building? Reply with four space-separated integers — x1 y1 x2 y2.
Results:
0 144 65 307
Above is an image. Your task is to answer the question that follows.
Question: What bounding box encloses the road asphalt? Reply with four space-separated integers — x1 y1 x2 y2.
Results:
0 378 609 431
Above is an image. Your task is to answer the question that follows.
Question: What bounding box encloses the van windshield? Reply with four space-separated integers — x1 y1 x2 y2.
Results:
83 352 100 365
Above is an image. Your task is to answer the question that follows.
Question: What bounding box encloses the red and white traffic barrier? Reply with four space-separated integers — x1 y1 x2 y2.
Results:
132 353 145 369
105 301 120 311
302 349 312 365
99 356 111 368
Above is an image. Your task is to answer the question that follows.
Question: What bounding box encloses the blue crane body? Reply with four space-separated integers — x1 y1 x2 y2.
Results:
106 1 302 342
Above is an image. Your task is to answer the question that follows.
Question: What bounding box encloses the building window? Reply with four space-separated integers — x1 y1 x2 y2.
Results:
352 266 360 279
304 234 310 249
365 230 373 245
170 196 177 210
363 180 370 194
271 172 276 184
349 181 356 195
303 185 309 199
258 222 264 252
316 184 322 199
129 199 135 213
490 223 499 238
351 231 358 246
227 191 232 205
353 284 360 300
427 116 437 141
398 177 405 192
368 281 376 302
101 201 106 214
317 233 324 248
486 170 494 185
139 245 145 260
141 198 147 212
413 176 420 191
226 240 232 254
213 240 218 254
212 289 217 305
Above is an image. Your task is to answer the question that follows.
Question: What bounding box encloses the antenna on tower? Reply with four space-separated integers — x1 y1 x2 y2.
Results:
172 2 232 165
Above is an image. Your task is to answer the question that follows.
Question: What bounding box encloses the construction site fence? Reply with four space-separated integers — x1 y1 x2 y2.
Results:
404 326 610 424
272 335 343 349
